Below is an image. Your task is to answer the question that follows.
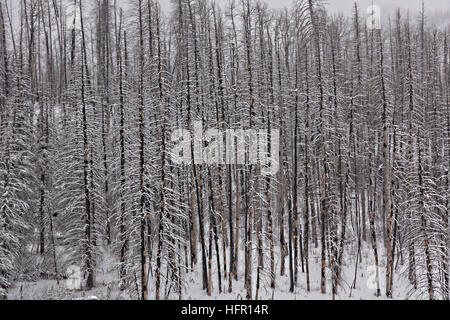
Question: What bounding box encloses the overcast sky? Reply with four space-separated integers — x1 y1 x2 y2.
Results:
158 0 450 18
265 0 448 13
6 0 450 29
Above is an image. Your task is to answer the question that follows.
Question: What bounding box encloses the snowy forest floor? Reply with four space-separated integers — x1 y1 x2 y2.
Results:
7 241 411 300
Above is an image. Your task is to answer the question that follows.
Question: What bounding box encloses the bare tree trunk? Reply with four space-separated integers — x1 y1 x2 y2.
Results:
137 0 148 300
308 0 328 295
78 0 94 290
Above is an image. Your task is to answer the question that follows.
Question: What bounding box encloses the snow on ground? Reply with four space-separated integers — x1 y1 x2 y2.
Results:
8 242 410 300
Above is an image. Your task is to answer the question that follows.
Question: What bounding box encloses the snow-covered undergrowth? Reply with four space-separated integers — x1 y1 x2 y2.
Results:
8 243 409 300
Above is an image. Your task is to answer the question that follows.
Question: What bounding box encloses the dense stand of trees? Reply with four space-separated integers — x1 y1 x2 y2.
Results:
0 0 448 300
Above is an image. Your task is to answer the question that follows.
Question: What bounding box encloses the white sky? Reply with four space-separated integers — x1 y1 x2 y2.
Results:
269 0 448 13
6 0 449 27
158 0 450 17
